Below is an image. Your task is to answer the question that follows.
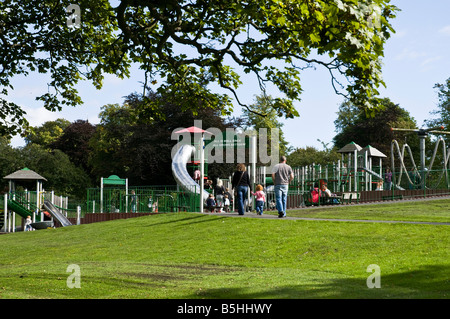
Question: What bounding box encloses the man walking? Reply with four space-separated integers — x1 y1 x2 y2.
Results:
272 156 294 218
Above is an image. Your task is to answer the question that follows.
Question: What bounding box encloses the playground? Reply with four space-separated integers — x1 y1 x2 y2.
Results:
1 168 74 233
0 126 448 301
1 125 450 233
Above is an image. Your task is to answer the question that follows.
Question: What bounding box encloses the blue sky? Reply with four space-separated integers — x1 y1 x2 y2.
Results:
8 0 450 150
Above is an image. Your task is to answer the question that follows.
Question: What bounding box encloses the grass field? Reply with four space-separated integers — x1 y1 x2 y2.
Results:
0 199 448 299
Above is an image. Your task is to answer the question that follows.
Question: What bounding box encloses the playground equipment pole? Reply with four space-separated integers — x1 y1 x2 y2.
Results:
100 177 103 213
77 206 81 225
3 193 7 233
418 129 427 190
392 126 447 190
251 135 256 188
200 133 205 213
250 135 257 210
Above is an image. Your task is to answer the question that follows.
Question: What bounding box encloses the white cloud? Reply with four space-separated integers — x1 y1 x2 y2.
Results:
439 25 450 36
420 56 443 72
392 30 407 38
394 48 427 61
22 106 60 127
421 56 442 66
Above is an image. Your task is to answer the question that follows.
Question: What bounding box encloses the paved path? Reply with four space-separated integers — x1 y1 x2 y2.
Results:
198 196 450 225
199 205 450 226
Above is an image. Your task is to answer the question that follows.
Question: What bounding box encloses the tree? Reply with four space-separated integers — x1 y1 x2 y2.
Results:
1 0 398 137
425 77 450 144
18 144 92 198
51 120 96 172
0 137 23 191
287 146 340 168
242 94 291 158
89 91 238 185
333 98 419 159
25 118 71 147
0 139 91 198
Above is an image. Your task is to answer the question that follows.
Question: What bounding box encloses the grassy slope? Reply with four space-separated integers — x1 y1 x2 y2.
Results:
281 199 450 222
0 200 449 299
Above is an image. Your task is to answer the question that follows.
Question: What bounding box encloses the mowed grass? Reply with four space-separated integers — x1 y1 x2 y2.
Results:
280 198 450 223
0 199 448 299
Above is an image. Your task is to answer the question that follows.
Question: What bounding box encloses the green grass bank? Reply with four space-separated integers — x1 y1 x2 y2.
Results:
0 199 448 299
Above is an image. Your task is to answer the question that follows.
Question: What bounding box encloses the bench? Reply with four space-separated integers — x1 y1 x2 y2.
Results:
320 196 341 205
341 192 360 204
303 192 342 206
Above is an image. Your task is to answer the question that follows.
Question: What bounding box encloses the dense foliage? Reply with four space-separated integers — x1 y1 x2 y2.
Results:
1 0 398 137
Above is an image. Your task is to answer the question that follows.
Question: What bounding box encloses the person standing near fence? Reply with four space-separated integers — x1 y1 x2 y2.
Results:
272 156 294 218
214 179 226 213
130 190 138 213
384 168 392 191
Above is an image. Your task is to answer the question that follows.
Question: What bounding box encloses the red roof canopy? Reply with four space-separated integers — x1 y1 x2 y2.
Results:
173 126 212 134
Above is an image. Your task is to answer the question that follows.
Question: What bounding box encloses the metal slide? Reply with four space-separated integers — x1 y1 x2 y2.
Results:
43 200 73 227
171 144 210 201
361 167 405 190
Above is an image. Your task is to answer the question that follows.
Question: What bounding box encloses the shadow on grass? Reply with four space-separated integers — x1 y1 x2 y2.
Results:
183 264 450 299
140 214 228 229
141 214 207 227
3 264 447 299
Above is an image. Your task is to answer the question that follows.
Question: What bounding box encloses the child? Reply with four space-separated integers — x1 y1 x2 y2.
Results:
311 183 321 204
269 200 276 210
223 195 230 212
206 194 216 212
375 179 383 191
251 184 266 215
25 215 33 231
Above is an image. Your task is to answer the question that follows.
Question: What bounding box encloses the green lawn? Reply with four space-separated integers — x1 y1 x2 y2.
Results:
279 198 450 223
0 199 448 299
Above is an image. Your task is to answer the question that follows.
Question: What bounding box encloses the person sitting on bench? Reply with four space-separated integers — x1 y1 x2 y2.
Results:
206 194 216 212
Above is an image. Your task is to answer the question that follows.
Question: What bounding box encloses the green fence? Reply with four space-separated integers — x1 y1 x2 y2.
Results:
290 163 450 194
86 185 200 214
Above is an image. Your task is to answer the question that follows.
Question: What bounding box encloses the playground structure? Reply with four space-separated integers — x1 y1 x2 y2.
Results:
166 124 450 211
391 126 450 191
1 168 74 233
2 126 448 231
72 124 450 216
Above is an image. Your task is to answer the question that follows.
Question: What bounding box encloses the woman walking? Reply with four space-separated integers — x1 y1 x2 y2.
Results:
231 163 252 215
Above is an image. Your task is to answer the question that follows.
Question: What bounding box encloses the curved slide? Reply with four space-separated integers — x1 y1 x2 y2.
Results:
171 144 210 201
43 200 72 227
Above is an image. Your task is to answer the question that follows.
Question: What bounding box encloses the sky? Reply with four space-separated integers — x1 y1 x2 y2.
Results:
7 0 450 150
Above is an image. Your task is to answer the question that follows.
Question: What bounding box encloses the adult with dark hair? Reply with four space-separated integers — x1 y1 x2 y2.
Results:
272 156 294 218
384 168 393 190
231 163 252 215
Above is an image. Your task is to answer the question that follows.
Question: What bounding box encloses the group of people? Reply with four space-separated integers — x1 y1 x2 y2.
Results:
204 156 294 218
310 182 339 204
205 180 233 213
